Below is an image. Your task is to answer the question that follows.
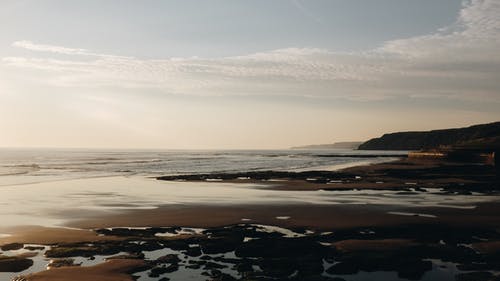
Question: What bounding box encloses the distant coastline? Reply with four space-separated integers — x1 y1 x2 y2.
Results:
291 141 363 150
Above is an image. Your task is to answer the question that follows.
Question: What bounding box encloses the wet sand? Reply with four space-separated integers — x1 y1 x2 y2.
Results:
71 201 500 231
0 226 118 245
1 198 499 244
23 259 146 281
2 201 499 247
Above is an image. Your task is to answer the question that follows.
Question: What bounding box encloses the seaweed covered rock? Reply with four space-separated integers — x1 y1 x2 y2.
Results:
1 243 24 251
0 255 33 272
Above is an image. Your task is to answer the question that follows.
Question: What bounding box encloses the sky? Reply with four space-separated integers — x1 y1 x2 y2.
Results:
0 0 499 149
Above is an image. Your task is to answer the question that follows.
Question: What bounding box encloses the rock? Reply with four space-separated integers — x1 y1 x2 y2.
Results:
235 237 327 258
149 263 179 277
235 260 254 273
455 271 494 281
326 249 432 280
189 259 206 264
204 261 227 270
200 237 242 254
258 257 297 278
186 263 201 269
44 241 134 258
185 246 202 257
47 258 80 269
24 246 45 251
213 256 240 264
397 259 433 280
326 261 358 275
291 276 346 281
296 256 326 276
130 240 164 252
162 240 190 251
1 243 24 251
45 246 100 258
164 263 179 273
204 269 238 281
209 273 237 281
0 256 34 272
156 254 180 264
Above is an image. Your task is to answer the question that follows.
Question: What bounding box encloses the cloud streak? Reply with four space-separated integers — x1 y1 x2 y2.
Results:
3 0 500 102
12 40 132 59
12 40 90 56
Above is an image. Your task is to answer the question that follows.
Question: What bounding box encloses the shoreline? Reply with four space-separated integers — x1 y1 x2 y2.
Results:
1 157 499 281
157 157 498 191
1 157 498 242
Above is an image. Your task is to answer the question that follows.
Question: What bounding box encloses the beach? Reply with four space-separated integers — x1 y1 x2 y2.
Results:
3 0 500 279
0 152 499 281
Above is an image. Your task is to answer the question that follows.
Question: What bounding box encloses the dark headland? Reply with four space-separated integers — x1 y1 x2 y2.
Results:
359 121 500 151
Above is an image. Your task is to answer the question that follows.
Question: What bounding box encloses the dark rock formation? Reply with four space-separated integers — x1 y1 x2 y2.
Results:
1 243 24 251
359 121 500 150
156 254 180 264
455 271 496 281
47 258 80 268
0 256 33 272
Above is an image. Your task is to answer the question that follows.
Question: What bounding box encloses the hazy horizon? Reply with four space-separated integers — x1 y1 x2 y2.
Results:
0 119 497 150
1 0 499 149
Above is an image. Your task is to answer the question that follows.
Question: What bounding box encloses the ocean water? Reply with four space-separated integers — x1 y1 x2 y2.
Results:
0 148 406 228
0 148 405 186
1 148 499 230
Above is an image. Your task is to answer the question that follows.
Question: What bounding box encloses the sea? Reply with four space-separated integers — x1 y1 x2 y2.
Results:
0 148 433 228
0 148 405 186
1 148 497 228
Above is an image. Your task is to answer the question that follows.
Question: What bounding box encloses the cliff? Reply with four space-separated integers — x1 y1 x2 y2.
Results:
358 122 500 151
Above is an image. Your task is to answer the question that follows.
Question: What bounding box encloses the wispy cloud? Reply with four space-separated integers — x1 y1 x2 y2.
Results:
379 0 500 59
3 0 500 102
12 40 132 59
12 40 90 56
